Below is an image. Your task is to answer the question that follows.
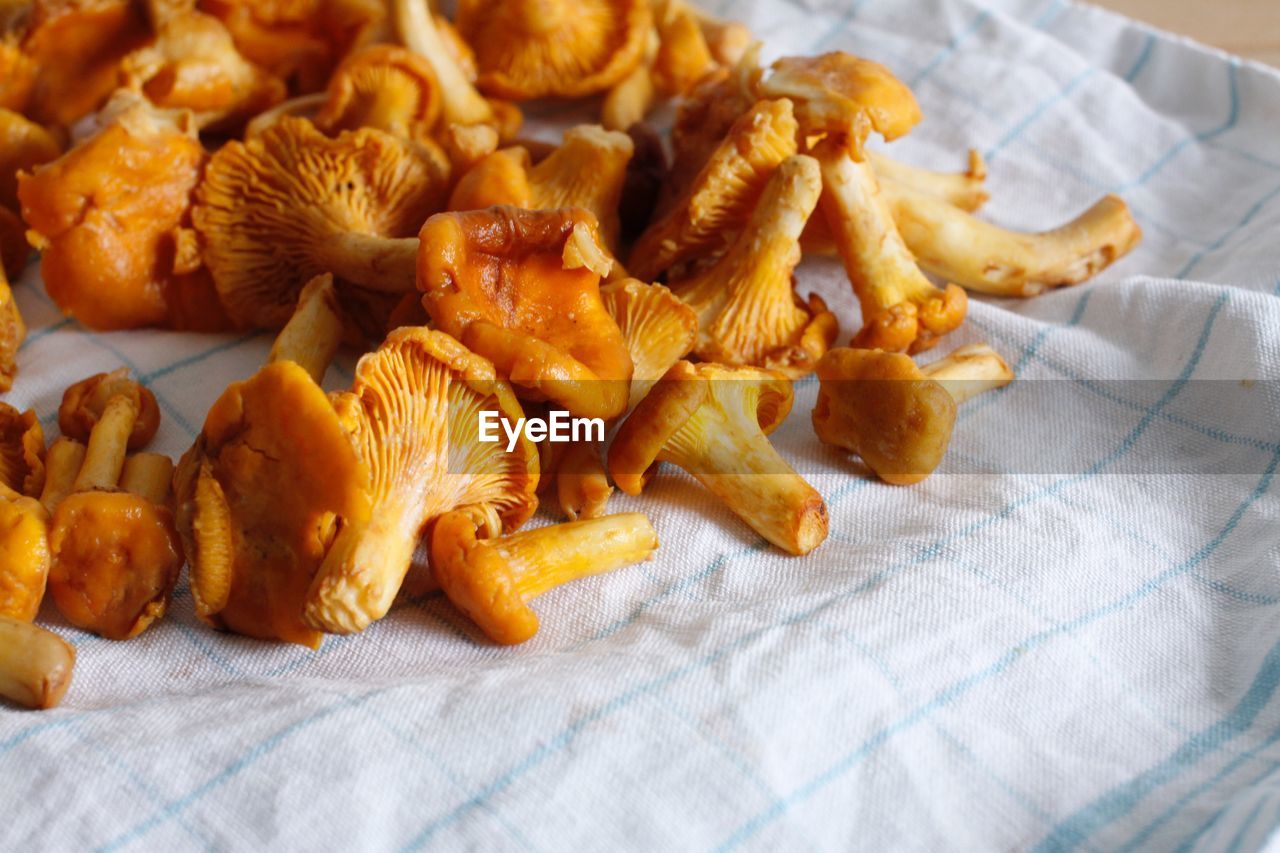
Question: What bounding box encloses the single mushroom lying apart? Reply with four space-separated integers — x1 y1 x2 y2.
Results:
629 97 798 282
880 182 1143 297
120 8 287 131
304 327 540 635
0 402 44 497
609 361 828 555
48 394 183 639
418 206 633 420
193 116 449 327
454 0 650 100
431 509 658 644
763 52 968 354
314 44 441 142
672 154 837 377
18 95 227 331
59 368 161 452
0 616 74 710
812 343 1014 485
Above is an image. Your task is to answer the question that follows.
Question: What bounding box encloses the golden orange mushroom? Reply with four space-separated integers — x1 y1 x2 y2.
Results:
0 260 24 392
609 361 827 555
0 403 45 497
418 205 633 420
0 616 75 710
454 0 650 100
59 368 160 452
304 327 539 634
0 483 52 624
812 344 1014 485
672 154 837 378
431 509 658 645
314 44 441 141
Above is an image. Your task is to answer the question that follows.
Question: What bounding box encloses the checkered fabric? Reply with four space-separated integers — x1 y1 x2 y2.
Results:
4 0 1280 850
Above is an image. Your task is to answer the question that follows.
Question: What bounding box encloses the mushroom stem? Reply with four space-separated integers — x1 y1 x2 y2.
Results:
268 274 345 383
120 453 174 506
677 425 827 556
870 150 988 212
918 343 1015 405
0 616 74 710
73 395 138 492
40 438 86 514
499 512 658 600
393 0 494 126
817 141 966 354
556 440 612 520
881 183 1143 297
312 233 419 294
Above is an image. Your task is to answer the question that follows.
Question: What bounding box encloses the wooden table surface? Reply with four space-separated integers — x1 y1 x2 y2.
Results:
1089 0 1279 67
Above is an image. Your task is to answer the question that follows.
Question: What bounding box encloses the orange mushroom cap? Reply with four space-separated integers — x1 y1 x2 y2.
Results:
0 108 62 213
0 403 45 497
0 484 51 623
0 257 24 392
59 368 161 451
18 97 211 330
417 205 633 420
178 360 372 647
455 0 651 100
314 44 441 141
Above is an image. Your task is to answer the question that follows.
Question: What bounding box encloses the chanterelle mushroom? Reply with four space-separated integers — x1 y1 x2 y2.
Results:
812 343 1014 485
119 8 287 132
760 53 967 354
0 483 51 623
193 116 449 328
628 98 798 282
418 205 633 420
671 154 837 378
314 44 441 142
47 393 183 639
602 277 698 412
432 509 658 645
18 95 227 331
0 260 23 392
59 368 160 452
391 0 496 128
304 327 539 634
0 108 62 216
454 0 650 100
880 182 1142 297
0 616 75 710
0 403 45 497
609 361 828 555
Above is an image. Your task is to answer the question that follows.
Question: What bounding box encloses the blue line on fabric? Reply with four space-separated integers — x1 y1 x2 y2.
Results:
1174 757 1280 851
142 332 264 384
1177 181 1280 279
809 0 874 53
1122 62 1241 191
1125 34 1156 82
985 69 1095 163
17 317 74 352
1032 0 1066 31
909 10 991 88
95 687 396 853
1224 796 1268 852
1033 635 1280 851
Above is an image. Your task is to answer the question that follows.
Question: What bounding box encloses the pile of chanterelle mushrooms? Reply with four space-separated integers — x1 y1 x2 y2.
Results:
0 0 1142 709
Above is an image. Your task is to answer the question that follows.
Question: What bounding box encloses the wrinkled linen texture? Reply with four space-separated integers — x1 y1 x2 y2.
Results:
5 0 1280 850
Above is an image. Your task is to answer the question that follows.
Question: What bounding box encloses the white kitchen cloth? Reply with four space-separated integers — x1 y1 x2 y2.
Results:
4 0 1280 850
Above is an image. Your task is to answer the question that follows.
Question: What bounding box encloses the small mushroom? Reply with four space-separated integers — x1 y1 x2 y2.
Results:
314 44 441 142
0 403 45 497
454 0 650 100
193 116 450 328
0 616 74 710
20 0 151 127
881 182 1142 297
431 509 658 645
47 395 184 640
650 0 715 98
18 95 224 330
0 484 52 623
59 368 160 452
812 343 1014 485
119 8 287 132
671 154 838 378
392 0 495 127
609 361 828 555
304 327 539 634
629 98 798 282
418 205 633 420
601 277 698 411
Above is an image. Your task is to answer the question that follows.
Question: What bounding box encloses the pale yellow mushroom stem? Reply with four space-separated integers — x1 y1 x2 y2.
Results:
0 616 75 710
310 232 420 294
40 438 86 515
918 343 1014 404
870 149 988 212
73 395 138 493
120 453 175 507
243 93 325 140
495 513 658 601
394 0 494 126
267 274 345 383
